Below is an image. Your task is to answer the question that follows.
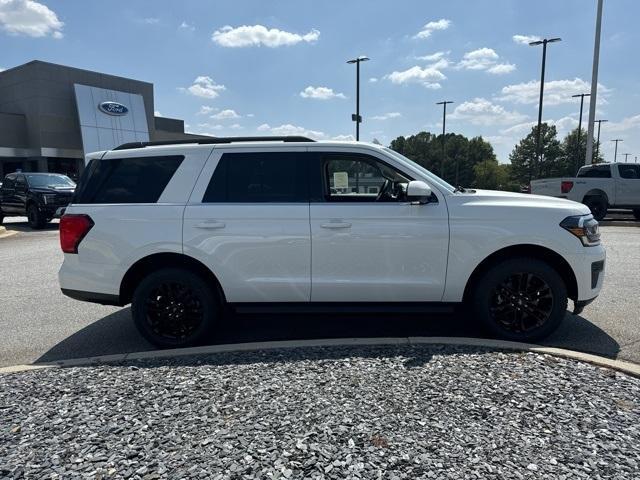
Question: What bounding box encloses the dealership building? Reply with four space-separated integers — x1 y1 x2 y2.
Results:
0 60 202 180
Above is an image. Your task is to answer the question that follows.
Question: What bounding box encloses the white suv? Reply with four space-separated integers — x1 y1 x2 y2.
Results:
59 136 606 347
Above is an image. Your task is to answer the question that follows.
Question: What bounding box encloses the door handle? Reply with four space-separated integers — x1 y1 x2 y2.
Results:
320 222 352 229
195 221 226 229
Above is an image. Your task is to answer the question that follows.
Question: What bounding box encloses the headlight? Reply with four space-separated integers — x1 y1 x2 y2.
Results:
560 215 600 247
41 194 56 204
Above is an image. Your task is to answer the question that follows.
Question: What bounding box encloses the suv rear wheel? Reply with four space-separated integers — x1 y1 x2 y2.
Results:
471 258 567 342
132 268 219 348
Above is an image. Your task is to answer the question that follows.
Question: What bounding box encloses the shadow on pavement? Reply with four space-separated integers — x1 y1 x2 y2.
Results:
36 307 620 364
2 219 59 233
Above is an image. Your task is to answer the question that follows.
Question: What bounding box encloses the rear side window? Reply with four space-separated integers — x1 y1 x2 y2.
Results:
577 165 611 178
618 165 640 179
75 156 183 204
203 152 308 203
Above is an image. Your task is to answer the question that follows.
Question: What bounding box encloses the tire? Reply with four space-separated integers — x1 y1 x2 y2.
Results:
27 204 46 229
471 257 568 342
132 268 219 348
583 196 608 221
633 209 640 221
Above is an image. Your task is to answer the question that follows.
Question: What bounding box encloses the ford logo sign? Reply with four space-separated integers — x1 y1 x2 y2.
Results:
98 101 128 116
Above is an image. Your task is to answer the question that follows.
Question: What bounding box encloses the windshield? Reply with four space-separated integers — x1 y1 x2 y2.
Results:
25 174 75 188
382 147 456 193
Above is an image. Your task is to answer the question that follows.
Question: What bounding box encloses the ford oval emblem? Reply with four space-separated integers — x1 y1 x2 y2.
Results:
98 101 128 116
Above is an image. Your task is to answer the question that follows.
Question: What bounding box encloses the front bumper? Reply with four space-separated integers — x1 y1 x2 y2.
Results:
565 244 606 303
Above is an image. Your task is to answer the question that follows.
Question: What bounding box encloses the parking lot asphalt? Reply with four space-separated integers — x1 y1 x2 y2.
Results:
0 216 639 368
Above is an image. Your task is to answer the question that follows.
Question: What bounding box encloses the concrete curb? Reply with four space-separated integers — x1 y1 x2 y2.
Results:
0 226 18 239
2 337 640 378
601 221 640 228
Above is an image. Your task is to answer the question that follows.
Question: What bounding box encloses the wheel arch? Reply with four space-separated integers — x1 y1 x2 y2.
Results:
582 189 609 205
119 252 227 306
462 244 578 303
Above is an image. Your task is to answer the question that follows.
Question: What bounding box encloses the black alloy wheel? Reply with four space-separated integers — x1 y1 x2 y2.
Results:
132 268 218 348
27 204 45 229
489 272 554 334
472 258 567 342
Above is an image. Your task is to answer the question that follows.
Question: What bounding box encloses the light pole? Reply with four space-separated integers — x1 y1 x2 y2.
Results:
611 139 623 163
585 0 604 165
529 37 562 179
622 153 631 163
571 93 591 173
436 100 454 178
347 56 369 141
594 119 608 161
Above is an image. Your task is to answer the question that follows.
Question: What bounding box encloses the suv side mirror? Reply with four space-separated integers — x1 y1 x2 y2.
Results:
406 180 432 204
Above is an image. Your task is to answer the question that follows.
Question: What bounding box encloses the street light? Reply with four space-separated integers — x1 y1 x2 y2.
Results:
347 56 370 141
436 100 454 178
594 119 608 161
529 37 562 179
571 93 590 173
611 139 623 163
622 153 631 163
585 0 605 165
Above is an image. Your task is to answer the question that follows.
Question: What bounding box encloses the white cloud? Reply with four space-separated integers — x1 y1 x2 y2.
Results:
607 114 640 133
197 106 217 115
182 76 226 99
369 77 378 83
257 123 325 139
179 21 194 31
416 51 448 62
299 86 346 100
371 112 402 121
210 109 240 120
457 48 516 75
212 24 320 48
246 113 255 118
450 98 528 126
0 0 63 38
229 123 243 130
414 19 451 39
142 17 160 25
386 65 446 89
498 78 611 106
331 134 355 141
487 63 516 75
458 48 498 70
513 34 541 45
154 110 162 117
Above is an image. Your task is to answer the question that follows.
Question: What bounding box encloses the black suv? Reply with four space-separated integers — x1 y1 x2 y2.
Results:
0 172 76 229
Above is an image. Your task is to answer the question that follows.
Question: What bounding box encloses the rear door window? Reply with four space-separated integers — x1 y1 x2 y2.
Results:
577 165 611 178
203 152 308 203
75 156 184 204
618 165 640 179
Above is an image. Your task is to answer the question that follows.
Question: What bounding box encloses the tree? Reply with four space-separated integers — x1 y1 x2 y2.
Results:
561 128 604 174
389 131 497 187
473 159 509 190
509 123 562 185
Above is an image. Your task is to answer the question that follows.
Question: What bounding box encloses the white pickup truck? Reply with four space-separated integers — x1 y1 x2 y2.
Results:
530 162 640 220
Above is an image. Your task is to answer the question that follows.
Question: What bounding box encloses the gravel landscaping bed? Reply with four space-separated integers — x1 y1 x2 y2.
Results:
1 344 640 479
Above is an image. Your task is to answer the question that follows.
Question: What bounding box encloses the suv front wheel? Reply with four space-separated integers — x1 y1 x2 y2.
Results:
132 268 219 348
27 204 46 229
471 258 567 342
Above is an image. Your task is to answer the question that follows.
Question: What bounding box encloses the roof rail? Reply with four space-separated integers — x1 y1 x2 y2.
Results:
112 136 316 151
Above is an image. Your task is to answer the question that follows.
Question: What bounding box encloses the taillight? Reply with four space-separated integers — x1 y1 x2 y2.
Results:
60 214 94 254
561 181 574 194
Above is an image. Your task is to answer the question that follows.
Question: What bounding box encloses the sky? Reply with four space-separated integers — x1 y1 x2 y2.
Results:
0 0 639 163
